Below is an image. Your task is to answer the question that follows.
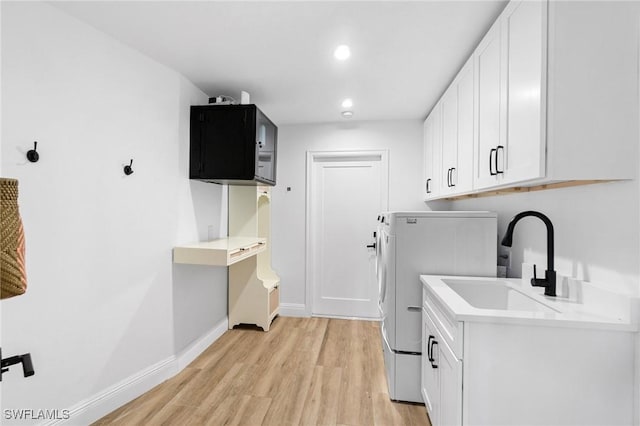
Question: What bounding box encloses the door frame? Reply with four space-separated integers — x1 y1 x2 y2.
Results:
305 150 389 317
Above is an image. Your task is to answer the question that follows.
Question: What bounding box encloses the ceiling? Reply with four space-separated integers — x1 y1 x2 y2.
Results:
51 1 508 125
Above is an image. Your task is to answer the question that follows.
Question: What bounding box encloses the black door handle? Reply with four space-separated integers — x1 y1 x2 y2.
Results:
426 178 431 194
427 335 434 360
489 148 497 176
450 168 456 187
496 145 505 174
366 243 376 249
429 340 438 368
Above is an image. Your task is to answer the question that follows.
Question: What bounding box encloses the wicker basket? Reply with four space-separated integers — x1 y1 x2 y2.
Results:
1 178 27 299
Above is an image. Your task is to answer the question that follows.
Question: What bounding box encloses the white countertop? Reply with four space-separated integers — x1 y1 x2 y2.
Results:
421 274 639 332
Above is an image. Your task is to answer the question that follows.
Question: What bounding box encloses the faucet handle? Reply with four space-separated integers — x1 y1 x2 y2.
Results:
531 264 545 288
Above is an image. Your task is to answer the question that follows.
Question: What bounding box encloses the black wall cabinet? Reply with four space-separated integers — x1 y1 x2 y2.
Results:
190 104 277 186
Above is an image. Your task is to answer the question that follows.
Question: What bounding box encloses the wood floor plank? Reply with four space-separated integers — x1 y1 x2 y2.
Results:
94 366 201 425
139 402 204 426
196 363 259 413
372 391 407 426
201 394 272 426
299 365 343 426
316 319 351 368
260 327 318 425
93 317 431 426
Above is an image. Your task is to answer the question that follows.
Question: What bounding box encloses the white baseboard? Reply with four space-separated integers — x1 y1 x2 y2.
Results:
42 357 176 426
311 313 381 321
42 317 229 426
278 303 309 317
176 317 228 371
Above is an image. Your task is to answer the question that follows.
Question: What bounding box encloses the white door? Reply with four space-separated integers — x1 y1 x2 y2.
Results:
307 151 388 318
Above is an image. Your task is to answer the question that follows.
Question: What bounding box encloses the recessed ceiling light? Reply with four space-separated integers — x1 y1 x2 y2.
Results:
334 45 351 61
341 98 353 109
342 111 354 119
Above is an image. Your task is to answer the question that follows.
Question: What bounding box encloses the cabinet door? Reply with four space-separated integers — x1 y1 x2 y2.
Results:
195 106 255 180
422 308 440 424
501 0 546 185
438 336 463 426
454 58 474 194
423 103 442 200
256 109 277 183
474 20 505 190
474 0 546 190
423 118 433 198
440 84 458 195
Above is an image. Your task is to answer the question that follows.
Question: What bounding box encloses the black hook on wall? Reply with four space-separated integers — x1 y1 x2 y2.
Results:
0 348 35 382
26 141 39 163
124 159 134 176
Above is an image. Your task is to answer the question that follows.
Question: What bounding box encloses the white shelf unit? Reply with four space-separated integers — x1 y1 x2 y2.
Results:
172 185 280 332
228 186 280 331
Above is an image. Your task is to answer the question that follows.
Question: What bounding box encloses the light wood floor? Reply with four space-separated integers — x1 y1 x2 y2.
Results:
93 317 431 426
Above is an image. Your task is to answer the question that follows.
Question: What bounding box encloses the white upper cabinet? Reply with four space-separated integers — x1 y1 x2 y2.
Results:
423 102 442 200
440 80 459 194
424 0 636 200
503 0 546 184
441 57 475 196
455 59 475 194
474 17 504 189
474 0 546 190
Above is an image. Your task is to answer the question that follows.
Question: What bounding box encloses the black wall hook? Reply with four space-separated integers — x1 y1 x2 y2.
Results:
26 141 39 163
124 159 134 176
0 348 35 382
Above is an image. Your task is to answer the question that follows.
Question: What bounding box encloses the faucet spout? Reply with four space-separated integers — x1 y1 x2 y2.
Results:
501 210 556 297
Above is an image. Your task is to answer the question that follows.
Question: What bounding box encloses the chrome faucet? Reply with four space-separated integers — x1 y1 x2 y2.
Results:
501 210 557 297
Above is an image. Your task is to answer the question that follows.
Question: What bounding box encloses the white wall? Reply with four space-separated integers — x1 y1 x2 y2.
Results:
448 180 640 295
1 2 226 424
271 120 431 312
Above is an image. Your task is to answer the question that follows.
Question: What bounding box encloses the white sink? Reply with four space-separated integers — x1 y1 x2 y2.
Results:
441 278 560 313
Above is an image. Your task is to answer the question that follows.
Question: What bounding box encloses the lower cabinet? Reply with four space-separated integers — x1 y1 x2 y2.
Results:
228 255 279 331
422 307 461 426
421 287 635 425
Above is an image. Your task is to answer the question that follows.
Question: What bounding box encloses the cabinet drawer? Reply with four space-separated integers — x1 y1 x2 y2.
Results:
423 288 463 359
229 241 266 263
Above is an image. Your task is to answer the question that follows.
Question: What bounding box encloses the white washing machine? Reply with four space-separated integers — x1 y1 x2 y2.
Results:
377 211 497 403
